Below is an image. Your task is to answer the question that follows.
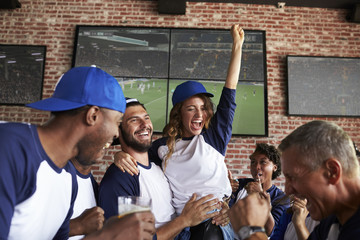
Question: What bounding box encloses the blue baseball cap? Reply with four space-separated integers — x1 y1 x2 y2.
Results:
26 66 126 113
172 81 214 106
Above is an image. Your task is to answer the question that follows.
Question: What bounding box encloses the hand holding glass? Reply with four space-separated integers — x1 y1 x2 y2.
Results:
118 196 152 218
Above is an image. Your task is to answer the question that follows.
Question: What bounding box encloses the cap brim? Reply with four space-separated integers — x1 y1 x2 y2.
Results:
26 98 87 112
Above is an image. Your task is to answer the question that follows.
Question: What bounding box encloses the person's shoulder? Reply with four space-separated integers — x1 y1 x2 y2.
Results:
311 209 360 239
0 121 29 128
0 122 40 168
308 215 337 240
105 163 127 174
270 184 284 193
102 163 138 182
99 164 140 201
0 122 34 140
149 137 168 164
64 160 77 174
341 206 360 235
0 121 33 129
269 185 289 205
152 137 167 146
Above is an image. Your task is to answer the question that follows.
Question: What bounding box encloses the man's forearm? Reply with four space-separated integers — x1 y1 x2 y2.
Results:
69 218 83 237
294 220 311 240
155 215 187 240
264 213 275 236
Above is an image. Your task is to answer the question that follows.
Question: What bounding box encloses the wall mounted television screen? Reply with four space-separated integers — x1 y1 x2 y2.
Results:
287 56 360 117
0 45 46 105
72 26 268 136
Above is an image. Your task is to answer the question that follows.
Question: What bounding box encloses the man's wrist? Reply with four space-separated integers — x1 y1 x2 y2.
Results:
175 213 191 228
237 226 266 240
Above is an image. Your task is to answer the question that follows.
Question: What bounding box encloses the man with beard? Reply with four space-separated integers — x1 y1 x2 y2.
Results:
99 98 227 240
0 67 155 240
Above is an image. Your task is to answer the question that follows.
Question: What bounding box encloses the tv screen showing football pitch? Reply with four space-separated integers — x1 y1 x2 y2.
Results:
73 26 268 136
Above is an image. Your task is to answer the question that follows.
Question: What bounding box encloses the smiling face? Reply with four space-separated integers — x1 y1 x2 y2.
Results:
281 145 331 221
77 107 123 166
120 105 153 152
250 153 277 190
180 96 208 138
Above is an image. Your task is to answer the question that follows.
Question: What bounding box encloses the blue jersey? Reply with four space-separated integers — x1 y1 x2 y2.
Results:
99 163 141 219
266 184 290 235
0 122 78 240
308 207 360 240
99 162 175 226
99 161 178 240
271 209 319 240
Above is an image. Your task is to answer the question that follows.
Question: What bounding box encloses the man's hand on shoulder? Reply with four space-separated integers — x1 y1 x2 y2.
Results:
113 151 139 176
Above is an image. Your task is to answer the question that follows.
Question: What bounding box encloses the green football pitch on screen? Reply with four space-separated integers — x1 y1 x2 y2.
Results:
120 78 265 136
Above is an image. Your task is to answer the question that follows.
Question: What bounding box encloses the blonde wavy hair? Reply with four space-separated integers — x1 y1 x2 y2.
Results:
162 94 214 169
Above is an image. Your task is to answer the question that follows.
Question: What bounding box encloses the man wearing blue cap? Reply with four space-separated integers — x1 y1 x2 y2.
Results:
0 66 155 240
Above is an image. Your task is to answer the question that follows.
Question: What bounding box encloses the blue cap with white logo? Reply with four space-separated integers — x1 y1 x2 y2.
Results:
172 81 214 106
26 66 126 113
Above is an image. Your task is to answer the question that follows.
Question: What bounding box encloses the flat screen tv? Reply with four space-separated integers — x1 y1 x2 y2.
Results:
72 26 268 136
0 45 46 105
287 55 360 117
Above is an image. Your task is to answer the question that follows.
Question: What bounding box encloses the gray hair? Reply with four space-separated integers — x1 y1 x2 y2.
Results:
278 120 358 177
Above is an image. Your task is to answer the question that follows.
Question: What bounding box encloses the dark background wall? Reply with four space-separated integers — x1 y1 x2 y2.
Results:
1 0 360 188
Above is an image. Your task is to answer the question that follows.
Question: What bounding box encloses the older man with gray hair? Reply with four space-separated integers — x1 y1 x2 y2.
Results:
229 120 360 240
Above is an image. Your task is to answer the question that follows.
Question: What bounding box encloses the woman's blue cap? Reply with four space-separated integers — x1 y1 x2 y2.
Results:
26 66 126 113
172 81 214 106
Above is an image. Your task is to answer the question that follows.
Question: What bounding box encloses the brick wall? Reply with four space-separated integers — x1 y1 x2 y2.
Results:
1 0 360 188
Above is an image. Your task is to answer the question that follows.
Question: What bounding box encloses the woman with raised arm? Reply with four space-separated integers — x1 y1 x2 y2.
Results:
115 24 245 240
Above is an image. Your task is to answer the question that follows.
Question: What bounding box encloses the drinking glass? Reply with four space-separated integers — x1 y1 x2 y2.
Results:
118 196 152 218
